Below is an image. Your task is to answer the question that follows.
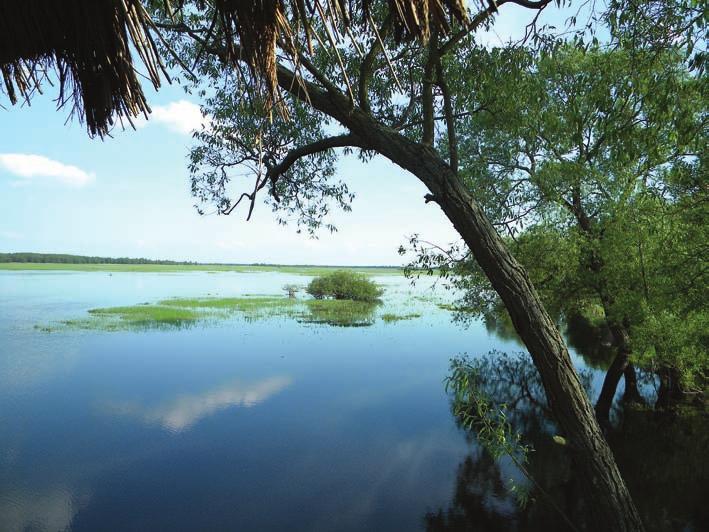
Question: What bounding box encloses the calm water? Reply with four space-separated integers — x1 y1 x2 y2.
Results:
0 271 705 531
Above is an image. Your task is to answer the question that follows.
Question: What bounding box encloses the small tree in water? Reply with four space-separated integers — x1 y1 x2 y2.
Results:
283 284 300 298
306 271 383 302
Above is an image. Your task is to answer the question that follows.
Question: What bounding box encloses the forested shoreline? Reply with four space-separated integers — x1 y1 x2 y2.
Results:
0 252 197 265
0 252 400 271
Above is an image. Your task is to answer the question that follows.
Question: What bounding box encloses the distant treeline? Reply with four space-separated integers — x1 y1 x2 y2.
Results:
0 253 197 265
0 252 401 270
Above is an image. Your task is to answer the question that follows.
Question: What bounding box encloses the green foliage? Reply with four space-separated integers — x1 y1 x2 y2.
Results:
446 352 589 529
447 356 532 461
85 305 202 330
306 270 383 302
446 355 533 508
633 310 708 392
404 43 707 392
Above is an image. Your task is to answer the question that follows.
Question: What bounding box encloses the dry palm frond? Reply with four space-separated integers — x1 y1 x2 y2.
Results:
0 0 472 134
182 0 470 111
0 0 164 137
363 0 468 41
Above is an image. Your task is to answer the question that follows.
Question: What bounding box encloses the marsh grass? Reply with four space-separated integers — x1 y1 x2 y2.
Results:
299 300 379 327
38 294 428 332
80 305 204 330
437 303 476 313
381 312 422 323
160 296 295 310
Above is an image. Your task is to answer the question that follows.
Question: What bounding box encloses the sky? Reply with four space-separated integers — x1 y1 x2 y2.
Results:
0 4 580 266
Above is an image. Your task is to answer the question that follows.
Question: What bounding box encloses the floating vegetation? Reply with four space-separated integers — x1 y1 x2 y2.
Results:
51 305 207 331
299 300 379 327
36 295 423 332
437 303 475 313
159 296 298 320
381 312 422 323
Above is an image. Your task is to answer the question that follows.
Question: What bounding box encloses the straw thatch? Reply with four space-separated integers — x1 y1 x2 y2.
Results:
0 0 164 137
1 1 469 134
180 0 469 109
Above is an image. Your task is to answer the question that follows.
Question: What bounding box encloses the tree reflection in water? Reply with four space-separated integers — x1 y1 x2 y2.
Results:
428 352 708 531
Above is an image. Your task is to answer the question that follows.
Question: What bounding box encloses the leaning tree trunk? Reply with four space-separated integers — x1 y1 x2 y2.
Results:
384 140 645 532
595 324 640 427
277 72 645 531
595 322 646 427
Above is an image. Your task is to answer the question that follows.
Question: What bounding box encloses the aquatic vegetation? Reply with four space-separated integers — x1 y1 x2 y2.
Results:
84 305 203 330
36 295 410 332
437 303 476 313
306 270 384 302
299 300 379 327
160 296 296 313
381 312 422 323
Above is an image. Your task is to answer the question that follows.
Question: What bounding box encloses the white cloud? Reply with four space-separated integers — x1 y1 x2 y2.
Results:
0 153 94 187
141 100 209 135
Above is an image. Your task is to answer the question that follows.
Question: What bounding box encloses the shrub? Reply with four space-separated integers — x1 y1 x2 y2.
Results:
306 270 383 302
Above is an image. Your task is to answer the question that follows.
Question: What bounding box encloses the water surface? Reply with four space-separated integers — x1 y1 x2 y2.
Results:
0 271 704 531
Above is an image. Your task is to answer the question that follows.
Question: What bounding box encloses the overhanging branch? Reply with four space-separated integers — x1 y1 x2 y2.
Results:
221 133 368 220
266 133 368 186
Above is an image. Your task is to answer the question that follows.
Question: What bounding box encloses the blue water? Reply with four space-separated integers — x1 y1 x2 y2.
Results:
0 271 522 531
1 271 700 531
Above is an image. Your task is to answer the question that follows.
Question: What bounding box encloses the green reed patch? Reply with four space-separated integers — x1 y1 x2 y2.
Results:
37 295 428 333
299 299 379 327
381 312 422 323
160 296 294 311
86 305 203 329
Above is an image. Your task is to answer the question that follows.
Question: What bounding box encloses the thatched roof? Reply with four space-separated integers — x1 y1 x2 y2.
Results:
194 0 468 108
1 1 469 135
0 0 164 137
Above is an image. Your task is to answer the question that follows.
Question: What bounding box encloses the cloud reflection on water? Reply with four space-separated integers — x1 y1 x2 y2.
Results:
106 376 292 432
0 486 87 532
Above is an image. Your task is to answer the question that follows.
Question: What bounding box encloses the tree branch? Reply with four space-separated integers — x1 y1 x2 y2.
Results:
436 58 459 173
221 134 367 219
266 134 368 186
438 0 552 57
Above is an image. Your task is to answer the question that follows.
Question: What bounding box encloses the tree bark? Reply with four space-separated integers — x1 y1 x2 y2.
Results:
595 324 644 427
381 137 644 532
277 69 645 531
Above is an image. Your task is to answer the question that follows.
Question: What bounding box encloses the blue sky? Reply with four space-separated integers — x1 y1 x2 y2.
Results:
0 5 577 265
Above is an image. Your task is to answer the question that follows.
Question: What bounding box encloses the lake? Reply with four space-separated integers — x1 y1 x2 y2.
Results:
0 271 705 531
